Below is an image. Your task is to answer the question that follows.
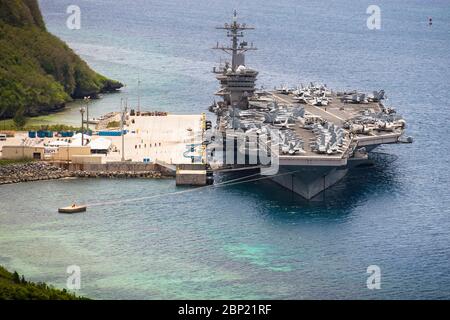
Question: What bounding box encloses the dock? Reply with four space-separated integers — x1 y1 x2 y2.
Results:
0 112 210 185
105 113 206 165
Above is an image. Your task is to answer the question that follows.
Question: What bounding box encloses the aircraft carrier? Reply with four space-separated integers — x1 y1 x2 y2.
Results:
207 12 411 199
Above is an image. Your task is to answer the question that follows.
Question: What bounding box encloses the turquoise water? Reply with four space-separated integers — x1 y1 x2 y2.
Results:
0 0 449 299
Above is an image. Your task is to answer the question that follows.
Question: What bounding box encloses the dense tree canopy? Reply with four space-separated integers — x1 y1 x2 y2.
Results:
0 0 122 119
0 266 88 300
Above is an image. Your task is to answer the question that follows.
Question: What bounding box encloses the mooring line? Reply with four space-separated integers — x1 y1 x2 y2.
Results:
88 170 299 207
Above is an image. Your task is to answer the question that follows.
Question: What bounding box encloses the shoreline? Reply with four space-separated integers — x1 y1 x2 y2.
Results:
0 162 168 186
0 96 119 129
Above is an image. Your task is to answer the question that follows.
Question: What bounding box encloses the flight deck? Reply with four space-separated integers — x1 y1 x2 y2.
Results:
208 12 410 199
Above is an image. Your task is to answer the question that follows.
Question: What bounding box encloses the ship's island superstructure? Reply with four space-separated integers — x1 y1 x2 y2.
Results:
207 12 409 199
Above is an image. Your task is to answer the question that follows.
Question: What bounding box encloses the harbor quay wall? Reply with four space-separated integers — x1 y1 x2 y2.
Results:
0 161 174 185
175 163 209 186
52 161 176 177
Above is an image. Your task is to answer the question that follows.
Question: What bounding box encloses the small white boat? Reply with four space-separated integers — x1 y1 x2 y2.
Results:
58 205 87 214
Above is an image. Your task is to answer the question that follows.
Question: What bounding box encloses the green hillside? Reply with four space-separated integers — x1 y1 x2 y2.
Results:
0 0 122 119
0 266 88 300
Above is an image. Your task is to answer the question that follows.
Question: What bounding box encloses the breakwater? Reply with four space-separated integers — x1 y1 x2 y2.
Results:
0 162 168 185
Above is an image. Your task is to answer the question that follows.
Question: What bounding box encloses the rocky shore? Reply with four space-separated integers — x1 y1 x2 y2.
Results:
0 162 162 185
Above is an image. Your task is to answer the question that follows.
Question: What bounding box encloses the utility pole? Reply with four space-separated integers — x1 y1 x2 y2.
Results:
80 107 85 146
84 96 90 132
137 75 141 114
120 99 127 162
67 142 70 165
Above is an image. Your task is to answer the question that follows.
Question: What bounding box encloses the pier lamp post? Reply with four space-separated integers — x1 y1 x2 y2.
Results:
120 101 127 162
137 76 141 114
80 107 85 146
84 96 91 132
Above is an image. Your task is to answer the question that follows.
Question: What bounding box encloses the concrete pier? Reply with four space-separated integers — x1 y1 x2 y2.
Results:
176 164 210 186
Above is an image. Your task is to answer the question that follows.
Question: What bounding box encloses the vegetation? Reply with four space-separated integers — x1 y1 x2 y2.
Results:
0 118 81 132
30 123 82 132
0 266 88 300
12 106 27 128
106 120 120 128
0 158 34 166
0 0 122 120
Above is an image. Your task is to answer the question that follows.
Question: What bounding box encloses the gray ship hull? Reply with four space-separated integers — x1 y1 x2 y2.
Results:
269 165 348 199
269 154 374 199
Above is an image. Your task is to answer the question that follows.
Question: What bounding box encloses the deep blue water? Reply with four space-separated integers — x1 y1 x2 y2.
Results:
0 0 449 299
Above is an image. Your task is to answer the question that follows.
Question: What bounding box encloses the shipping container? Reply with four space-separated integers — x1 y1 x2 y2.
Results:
98 130 127 136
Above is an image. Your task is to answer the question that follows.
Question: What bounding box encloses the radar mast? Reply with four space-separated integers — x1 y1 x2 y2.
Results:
213 11 258 108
